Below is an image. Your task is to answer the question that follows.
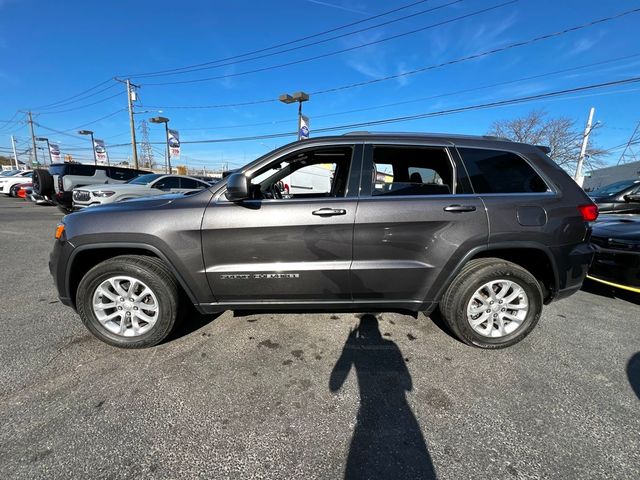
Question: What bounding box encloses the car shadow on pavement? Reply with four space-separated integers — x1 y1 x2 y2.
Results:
581 279 640 306
628 352 640 400
329 314 437 480
168 305 222 342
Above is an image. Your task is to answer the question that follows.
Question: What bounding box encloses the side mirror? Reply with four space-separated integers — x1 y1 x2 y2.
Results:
624 194 640 203
225 173 251 201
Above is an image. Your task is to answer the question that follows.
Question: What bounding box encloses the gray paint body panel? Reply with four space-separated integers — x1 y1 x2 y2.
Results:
50 133 594 314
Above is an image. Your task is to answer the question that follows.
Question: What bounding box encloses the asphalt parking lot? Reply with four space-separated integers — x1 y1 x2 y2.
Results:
0 196 638 480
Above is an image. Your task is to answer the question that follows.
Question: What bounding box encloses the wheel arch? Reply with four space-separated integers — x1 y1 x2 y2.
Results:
66 243 200 310
430 242 560 304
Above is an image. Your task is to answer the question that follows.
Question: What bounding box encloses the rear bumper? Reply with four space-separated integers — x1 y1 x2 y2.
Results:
549 242 596 302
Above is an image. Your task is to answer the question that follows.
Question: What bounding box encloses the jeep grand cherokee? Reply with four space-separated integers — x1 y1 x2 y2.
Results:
49 133 597 349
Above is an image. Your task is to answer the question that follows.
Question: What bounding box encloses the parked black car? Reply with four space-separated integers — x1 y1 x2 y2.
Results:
589 179 640 214
50 133 597 349
589 215 640 292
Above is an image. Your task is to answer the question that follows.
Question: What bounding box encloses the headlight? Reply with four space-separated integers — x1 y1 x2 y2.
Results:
93 191 115 197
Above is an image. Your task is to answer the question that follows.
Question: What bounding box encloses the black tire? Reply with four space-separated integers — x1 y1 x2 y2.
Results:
32 169 54 196
76 255 181 348
440 258 543 349
9 184 20 197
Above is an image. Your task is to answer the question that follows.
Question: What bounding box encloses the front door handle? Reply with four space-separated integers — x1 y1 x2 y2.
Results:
312 208 347 216
443 204 477 213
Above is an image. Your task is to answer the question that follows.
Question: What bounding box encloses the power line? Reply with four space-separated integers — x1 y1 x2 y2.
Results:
176 53 640 132
38 91 122 115
133 0 464 79
125 0 433 78
35 83 120 112
60 109 127 133
30 78 116 110
143 1 518 86
146 8 640 109
123 76 640 147
311 7 640 95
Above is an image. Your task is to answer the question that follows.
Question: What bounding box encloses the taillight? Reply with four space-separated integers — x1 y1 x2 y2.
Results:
58 177 64 192
578 204 598 222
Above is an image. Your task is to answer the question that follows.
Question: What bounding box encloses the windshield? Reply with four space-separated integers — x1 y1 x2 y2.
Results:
127 173 163 185
1 170 18 176
591 180 638 196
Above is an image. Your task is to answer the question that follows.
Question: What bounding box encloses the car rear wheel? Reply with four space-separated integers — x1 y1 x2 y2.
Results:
440 258 543 349
76 255 181 348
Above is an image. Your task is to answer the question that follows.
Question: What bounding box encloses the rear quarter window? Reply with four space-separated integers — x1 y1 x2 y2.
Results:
107 167 139 181
458 148 548 194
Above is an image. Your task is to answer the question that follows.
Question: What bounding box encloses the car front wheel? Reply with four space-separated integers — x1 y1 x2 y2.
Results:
76 255 181 348
440 258 543 349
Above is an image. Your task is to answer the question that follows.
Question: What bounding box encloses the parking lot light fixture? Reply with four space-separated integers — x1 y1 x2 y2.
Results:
78 130 97 165
280 91 310 141
35 137 52 165
149 116 172 174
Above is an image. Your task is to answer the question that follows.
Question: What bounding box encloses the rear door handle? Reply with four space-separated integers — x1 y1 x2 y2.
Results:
443 204 476 213
312 208 347 216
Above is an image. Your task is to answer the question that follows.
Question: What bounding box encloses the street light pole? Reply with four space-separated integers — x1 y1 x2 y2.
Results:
149 116 171 174
36 137 52 164
279 91 310 140
78 130 97 165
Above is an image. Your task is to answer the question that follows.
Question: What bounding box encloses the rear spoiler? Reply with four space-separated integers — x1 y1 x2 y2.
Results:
535 145 551 154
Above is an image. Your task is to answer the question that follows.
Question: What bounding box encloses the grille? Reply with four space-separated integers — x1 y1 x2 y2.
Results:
73 190 91 202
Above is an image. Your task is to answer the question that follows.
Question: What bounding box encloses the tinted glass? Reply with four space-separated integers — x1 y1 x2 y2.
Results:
153 176 181 190
107 167 139 181
129 174 163 185
459 148 548 194
370 146 453 196
591 180 637 196
180 178 207 189
49 164 98 176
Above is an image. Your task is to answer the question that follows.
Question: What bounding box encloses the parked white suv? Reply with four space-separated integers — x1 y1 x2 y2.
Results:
0 170 33 194
72 173 210 208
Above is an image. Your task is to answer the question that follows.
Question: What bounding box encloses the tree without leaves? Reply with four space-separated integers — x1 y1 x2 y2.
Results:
487 109 606 173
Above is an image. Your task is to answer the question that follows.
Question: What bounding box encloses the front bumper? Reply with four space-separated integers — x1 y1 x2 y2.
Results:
49 237 76 309
588 245 640 290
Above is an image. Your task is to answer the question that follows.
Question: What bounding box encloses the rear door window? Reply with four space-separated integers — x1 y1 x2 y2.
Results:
369 146 454 196
458 148 548 194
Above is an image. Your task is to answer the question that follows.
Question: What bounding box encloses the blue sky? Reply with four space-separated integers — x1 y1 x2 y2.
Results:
0 0 639 170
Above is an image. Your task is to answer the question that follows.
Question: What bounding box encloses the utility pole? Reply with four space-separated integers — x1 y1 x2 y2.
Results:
10 135 19 169
27 111 38 167
574 107 595 187
115 78 140 169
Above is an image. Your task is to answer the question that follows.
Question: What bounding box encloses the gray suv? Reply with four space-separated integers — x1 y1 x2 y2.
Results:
49 133 597 349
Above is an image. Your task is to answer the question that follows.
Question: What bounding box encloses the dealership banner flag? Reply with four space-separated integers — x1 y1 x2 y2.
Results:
168 129 181 158
49 143 61 162
94 139 107 163
299 115 310 140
